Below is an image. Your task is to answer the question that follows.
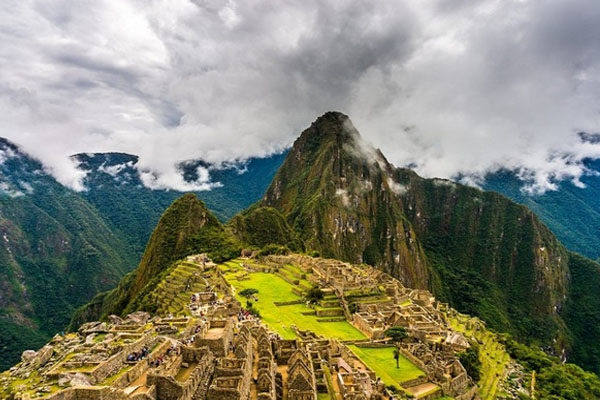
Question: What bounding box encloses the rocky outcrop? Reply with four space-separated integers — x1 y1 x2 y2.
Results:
255 111 586 357
260 112 431 289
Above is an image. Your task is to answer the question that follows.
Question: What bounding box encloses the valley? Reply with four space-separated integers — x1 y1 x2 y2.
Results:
4 112 600 399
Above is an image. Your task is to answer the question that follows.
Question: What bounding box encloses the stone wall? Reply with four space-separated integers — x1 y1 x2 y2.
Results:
89 334 156 383
194 318 234 357
111 359 148 388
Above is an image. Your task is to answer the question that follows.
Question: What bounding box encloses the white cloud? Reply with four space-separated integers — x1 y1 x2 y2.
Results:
0 0 599 192
387 178 408 195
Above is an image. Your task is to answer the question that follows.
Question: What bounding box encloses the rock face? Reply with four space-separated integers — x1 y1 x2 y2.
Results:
21 350 37 363
254 112 586 358
20 345 52 368
260 112 431 289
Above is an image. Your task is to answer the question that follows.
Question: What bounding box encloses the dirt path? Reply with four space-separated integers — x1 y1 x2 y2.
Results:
277 365 288 399
250 337 258 400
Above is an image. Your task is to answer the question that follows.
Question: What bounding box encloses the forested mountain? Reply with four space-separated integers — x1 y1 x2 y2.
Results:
68 194 241 328
484 161 600 261
0 139 284 371
74 151 286 255
229 112 600 373
0 139 135 371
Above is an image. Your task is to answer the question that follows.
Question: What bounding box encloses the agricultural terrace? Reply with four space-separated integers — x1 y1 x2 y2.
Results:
218 259 366 341
449 315 511 400
348 345 425 389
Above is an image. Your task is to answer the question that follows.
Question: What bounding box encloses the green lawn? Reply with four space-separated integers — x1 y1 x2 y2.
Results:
222 270 365 341
348 345 425 388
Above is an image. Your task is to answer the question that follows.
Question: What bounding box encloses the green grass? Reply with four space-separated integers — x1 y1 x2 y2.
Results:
348 345 425 388
222 270 365 341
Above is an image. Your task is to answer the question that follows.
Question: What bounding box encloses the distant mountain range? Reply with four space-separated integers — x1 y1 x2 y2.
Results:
483 161 600 261
2 116 600 374
0 139 284 370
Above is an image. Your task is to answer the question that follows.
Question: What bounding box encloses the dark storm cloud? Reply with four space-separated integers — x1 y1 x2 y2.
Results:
0 0 599 192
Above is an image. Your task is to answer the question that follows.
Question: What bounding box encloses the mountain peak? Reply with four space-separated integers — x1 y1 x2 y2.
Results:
298 111 358 149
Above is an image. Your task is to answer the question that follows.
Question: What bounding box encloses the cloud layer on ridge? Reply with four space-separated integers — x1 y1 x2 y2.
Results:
1 0 599 192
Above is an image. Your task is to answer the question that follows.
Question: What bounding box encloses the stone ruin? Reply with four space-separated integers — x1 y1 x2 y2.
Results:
3 254 486 400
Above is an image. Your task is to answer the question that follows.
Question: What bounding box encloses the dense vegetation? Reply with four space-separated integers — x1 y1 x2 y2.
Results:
0 140 283 370
0 140 135 371
458 343 482 382
228 206 302 250
500 335 600 399
396 170 570 351
70 194 241 325
483 160 600 261
562 253 600 372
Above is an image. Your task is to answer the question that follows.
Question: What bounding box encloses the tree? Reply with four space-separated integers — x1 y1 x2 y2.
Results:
458 343 482 382
240 288 259 298
348 302 358 314
393 348 400 369
385 326 408 343
306 287 325 304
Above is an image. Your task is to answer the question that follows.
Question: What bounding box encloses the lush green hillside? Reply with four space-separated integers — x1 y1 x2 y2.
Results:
228 206 303 251
251 112 600 374
484 161 600 261
0 139 283 371
395 169 569 348
69 194 241 326
0 140 135 371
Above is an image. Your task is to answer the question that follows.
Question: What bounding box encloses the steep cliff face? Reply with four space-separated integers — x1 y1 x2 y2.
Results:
394 168 570 345
257 112 577 353
261 112 432 289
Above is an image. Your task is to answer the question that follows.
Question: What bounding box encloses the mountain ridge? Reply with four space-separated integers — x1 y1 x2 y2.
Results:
223 111 600 372
0 138 285 370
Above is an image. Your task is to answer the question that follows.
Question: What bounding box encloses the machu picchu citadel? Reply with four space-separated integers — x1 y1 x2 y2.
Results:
1 254 528 400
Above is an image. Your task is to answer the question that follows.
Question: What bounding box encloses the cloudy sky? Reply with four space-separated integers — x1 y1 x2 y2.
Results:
1 0 600 192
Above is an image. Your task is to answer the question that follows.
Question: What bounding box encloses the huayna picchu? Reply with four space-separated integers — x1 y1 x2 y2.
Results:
4 112 600 400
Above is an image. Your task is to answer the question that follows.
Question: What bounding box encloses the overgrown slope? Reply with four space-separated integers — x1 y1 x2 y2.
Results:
69 194 240 327
253 112 600 372
228 206 303 251
0 140 134 371
395 168 569 347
